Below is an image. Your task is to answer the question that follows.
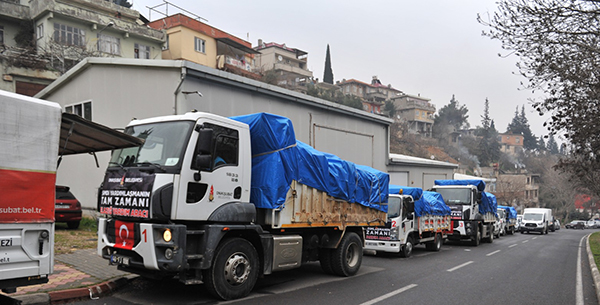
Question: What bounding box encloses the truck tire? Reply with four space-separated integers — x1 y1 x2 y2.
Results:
486 227 494 243
67 221 80 229
425 233 442 251
471 228 480 246
319 248 335 275
400 236 414 257
203 238 259 300
331 232 362 276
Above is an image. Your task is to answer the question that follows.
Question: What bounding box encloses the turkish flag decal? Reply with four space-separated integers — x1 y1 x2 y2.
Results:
114 220 135 250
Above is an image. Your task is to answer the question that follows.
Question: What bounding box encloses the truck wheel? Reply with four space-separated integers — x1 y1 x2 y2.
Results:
203 238 259 300
487 228 494 243
319 248 335 275
425 233 442 251
331 232 362 276
471 228 481 246
400 236 414 257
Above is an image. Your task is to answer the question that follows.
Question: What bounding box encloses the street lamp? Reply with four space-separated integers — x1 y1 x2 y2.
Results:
98 22 114 35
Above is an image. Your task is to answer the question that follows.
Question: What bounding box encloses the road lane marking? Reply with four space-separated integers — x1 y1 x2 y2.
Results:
522 240 529 243
486 250 501 256
447 261 473 272
532 237 538 240
359 284 418 305
509 244 517 248
576 235 586 305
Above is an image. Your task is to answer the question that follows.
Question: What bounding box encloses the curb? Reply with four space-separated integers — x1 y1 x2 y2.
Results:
586 233 600 303
13 275 137 305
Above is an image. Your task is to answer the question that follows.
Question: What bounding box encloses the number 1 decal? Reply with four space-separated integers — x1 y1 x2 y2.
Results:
142 229 147 243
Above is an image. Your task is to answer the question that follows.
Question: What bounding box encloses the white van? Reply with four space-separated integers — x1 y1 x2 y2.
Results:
520 208 553 234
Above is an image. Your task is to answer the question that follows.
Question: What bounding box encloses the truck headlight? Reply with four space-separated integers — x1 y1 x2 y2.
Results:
163 229 172 242
390 226 398 239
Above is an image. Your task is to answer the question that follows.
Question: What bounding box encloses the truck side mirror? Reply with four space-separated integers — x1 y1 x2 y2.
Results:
196 127 213 154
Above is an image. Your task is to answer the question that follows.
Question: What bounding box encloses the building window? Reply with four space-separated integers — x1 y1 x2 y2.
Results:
37 24 44 39
65 101 92 120
516 138 520 143
97 34 120 55
194 37 205 53
53 23 86 46
0 26 4 45
134 43 150 59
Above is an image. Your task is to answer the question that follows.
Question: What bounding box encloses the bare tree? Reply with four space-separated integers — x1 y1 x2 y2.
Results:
478 0 600 196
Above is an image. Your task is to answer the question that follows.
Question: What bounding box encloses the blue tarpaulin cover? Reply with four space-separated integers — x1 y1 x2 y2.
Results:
415 191 451 217
434 179 486 192
388 185 423 201
482 192 498 217
231 113 388 212
498 205 518 219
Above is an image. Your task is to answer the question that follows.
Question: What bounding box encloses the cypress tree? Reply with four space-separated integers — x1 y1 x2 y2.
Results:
323 44 334 84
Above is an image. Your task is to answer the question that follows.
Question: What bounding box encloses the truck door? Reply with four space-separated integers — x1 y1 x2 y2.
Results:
174 120 244 221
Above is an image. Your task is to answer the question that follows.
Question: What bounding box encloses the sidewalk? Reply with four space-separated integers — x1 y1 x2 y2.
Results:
4 249 136 305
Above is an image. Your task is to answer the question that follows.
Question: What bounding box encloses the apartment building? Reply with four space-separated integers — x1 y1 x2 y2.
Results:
336 76 402 114
498 132 524 156
0 0 164 96
147 13 260 79
495 173 540 211
254 39 313 91
391 93 435 137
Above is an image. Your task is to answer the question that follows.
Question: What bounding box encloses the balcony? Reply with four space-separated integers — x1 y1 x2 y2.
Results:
273 62 313 78
29 0 164 42
217 55 261 80
397 100 436 112
0 0 29 20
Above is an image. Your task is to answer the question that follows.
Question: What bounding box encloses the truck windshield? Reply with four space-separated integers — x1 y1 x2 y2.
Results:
523 213 543 221
109 121 194 168
434 188 471 205
387 197 402 219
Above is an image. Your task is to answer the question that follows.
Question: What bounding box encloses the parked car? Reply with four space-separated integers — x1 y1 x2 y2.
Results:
566 220 585 229
55 185 82 229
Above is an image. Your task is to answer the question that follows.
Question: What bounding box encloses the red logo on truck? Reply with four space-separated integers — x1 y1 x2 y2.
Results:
114 220 134 250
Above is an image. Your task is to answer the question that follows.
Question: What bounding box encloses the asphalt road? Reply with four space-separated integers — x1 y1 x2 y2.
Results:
76 228 598 305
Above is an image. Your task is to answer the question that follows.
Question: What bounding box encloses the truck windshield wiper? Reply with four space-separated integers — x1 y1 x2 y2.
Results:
108 161 126 170
136 162 166 172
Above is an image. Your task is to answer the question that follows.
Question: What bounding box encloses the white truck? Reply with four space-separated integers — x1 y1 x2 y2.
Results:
96 112 388 300
430 179 497 246
0 90 140 299
520 208 554 234
365 186 452 257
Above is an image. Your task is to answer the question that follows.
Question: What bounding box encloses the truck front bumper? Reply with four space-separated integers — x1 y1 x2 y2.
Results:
364 240 401 253
97 218 186 273
447 220 476 240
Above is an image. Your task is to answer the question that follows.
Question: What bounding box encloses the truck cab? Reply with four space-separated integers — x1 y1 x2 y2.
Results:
365 186 450 257
431 180 496 246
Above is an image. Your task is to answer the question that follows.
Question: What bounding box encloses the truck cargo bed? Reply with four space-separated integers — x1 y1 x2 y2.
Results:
262 181 386 229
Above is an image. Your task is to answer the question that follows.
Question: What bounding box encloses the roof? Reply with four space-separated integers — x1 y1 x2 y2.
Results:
389 153 458 168
59 113 143 156
338 78 402 93
35 58 394 127
255 42 308 57
148 14 253 51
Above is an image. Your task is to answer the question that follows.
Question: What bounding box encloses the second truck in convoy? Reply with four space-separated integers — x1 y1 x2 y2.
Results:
96 112 388 300
365 185 452 257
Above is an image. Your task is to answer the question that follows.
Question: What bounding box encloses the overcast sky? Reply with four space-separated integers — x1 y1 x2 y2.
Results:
132 0 552 139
